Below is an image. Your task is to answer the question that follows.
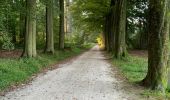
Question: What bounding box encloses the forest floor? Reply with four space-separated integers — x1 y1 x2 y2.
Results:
0 50 22 58
129 50 148 58
0 46 151 100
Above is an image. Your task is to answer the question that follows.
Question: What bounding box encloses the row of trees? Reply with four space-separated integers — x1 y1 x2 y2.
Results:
71 0 148 55
23 0 65 57
104 0 127 59
105 0 170 92
71 0 170 93
1 0 170 93
0 0 66 57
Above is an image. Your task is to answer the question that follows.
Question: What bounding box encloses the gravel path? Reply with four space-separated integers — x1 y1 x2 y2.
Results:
0 46 144 100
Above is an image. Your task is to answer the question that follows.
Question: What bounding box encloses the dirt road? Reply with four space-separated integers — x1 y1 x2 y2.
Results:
0 46 144 100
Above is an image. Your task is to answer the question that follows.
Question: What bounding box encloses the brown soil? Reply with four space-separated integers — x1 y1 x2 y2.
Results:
129 50 148 58
0 50 22 58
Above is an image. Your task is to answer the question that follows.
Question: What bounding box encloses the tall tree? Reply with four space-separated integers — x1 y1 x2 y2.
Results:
142 0 170 92
45 0 54 53
19 0 26 44
104 14 110 51
114 0 127 58
22 0 37 57
59 0 65 49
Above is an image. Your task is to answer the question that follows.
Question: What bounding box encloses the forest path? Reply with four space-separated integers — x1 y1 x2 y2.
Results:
0 46 145 100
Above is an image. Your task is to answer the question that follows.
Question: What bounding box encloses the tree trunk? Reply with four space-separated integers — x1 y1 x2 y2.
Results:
19 0 26 44
139 19 148 49
106 14 111 52
45 0 54 54
109 0 115 52
12 26 16 43
104 16 109 51
59 0 65 50
114 0 127 58
142 0 170 92
107 13 112 52
22 0 37 57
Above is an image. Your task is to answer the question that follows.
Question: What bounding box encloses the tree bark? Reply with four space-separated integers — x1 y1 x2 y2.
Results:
45 0 54 54
107 13 112 52
105 14 112 52
114 0 127 58
142 0 170 92
59 0 65 50
104 16 109 51
19 0 26 44
110 0 115 52
22 0 37 57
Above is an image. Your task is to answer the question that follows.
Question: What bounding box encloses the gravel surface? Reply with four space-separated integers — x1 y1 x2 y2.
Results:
0 46 145 100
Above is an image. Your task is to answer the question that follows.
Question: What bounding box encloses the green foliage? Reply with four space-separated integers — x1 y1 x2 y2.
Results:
0 32 15 51
36 2 46 49
126 0 148 49
36 0 60 48
112 56 147 82
67 30 98 47
71 0 110 33
2 33 15 51
71 0 149 50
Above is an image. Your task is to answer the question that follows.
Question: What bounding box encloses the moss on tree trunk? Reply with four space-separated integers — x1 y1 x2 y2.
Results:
142 0 170 92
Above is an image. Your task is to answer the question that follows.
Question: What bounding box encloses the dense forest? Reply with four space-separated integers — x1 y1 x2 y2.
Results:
0 0 170 99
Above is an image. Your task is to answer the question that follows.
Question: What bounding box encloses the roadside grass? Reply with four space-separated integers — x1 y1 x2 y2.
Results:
112 56 148 82
0 46 89 92
112 55 170 99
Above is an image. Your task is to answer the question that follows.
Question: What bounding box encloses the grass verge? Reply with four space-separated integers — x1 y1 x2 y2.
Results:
112 55 170 99
0 47 90 92
112 56 147 82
